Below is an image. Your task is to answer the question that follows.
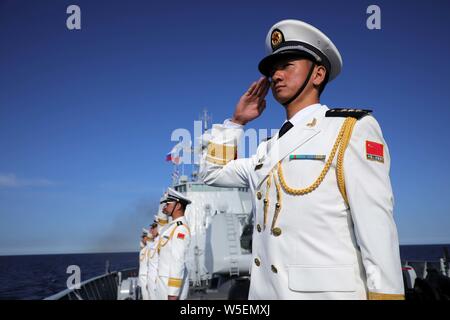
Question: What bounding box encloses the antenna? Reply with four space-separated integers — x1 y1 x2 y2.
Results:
199 108 212 133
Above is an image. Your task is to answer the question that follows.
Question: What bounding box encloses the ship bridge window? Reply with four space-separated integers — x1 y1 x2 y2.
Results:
175 185 187 193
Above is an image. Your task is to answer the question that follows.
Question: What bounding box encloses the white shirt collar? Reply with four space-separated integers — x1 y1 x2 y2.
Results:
170 216 186 224
285 103 322 127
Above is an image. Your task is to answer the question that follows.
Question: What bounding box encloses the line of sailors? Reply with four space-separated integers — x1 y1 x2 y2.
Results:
138 187 192 300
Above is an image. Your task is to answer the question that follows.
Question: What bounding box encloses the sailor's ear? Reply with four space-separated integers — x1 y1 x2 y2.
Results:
312 65 327 86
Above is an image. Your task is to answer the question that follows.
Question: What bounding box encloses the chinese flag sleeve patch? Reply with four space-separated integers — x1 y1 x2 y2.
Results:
177 233 185 240
366 140 384 163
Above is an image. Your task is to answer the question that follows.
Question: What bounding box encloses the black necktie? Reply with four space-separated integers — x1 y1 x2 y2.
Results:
278 121 293 139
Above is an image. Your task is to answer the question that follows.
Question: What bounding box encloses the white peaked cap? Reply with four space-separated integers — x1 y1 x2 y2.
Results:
258 19 343 81
160 187 191 205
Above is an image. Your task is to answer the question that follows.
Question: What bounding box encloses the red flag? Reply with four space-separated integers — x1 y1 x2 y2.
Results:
366 140 384 162
177 233 185 240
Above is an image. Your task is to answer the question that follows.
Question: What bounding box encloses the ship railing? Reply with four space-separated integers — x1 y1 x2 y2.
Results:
402 260 445 279
44 267 138 300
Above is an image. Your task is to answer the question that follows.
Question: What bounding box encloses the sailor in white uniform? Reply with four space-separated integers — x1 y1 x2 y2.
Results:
138 228 150 300
146 212 168 300
200 19 404 300
155 188 191 300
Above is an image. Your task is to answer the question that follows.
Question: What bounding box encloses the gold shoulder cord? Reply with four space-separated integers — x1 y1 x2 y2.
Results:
264 117 357 236
157 225 178 254
156 223 191 254
270 117 357 230
148 243 158 259
271 170 282 235
336 118 357 205
263 174 272 230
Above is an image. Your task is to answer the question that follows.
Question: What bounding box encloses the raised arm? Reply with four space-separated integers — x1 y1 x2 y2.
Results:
200 77 270 187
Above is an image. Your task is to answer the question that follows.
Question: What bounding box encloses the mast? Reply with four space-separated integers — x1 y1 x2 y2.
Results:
200 108 211 134
192 109 211 182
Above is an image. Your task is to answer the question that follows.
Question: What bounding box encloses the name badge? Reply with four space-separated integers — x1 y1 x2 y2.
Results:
290 154 326 160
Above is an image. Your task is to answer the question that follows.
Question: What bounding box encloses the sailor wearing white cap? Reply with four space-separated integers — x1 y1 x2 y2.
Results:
138 228 151 300
155 188 191 300
146 205 171 299
146 220 160 300
200 19 404 300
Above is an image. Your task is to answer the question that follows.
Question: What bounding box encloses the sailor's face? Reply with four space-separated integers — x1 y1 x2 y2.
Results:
162 201 176 215
269 58 313 103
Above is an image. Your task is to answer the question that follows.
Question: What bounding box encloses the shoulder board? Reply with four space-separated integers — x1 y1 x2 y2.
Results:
176 221 183 226
325 108 372 120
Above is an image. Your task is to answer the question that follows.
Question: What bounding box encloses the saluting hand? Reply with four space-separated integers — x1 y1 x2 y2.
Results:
231 77 270 125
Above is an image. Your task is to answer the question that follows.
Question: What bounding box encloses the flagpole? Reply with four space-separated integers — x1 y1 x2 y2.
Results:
172 164 178 186
172 164 175 186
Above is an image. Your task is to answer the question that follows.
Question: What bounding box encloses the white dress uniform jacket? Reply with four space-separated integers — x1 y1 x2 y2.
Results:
146 236 159 300
155 216 191 300
200 103 404 300
138 242 150 300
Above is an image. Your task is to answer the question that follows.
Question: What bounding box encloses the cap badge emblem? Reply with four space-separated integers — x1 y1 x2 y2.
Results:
271 29 284 49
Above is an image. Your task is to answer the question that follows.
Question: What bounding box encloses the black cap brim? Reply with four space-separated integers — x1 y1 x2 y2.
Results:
160 197 189 205
258 50 316 77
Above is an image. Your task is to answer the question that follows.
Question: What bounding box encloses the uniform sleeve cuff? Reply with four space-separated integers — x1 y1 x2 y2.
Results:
224 118 244 129
368 292 405 300
206 142 238 165
168 277 182 296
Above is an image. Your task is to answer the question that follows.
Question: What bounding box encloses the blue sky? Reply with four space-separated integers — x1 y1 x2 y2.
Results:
1 0 449 255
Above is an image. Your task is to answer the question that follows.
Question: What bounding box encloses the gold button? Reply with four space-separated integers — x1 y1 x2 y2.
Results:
271 265 278 273
256 224 261 232
257 192 262 200
272 227 282 237
254 258 260 267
